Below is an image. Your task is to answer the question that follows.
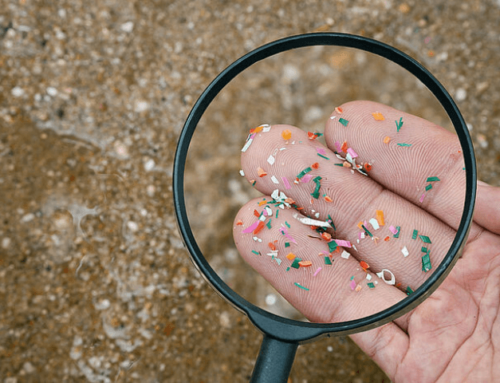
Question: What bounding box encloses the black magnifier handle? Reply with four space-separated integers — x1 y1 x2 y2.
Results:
250 335 299 383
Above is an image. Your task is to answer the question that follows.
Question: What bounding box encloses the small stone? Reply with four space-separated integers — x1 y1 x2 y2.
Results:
127 221 139 232
1 238 10 249
11 87 25 97
144 159 155 171
23 362 35 374
47 87 58 96
121 21 134 33
455 88 467 102
21 213 35 223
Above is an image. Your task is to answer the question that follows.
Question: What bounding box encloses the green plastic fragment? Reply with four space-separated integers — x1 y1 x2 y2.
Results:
297 167 312 179
317 153 330 160
291 258 302 269
397 143 412 147
422 251 432 272
362 224 373 237
251 250 259 255
285 221 290 228
412 229 418 240
327 214 336 231
334 163 344 166
367 282 375 289
426 176 440 182
294 282 310 291
328 240 338 252
324 256 332 265
339 118 349 126
286 267 290 271
395 117 404 132
425 184 433 191
421 246 428 253
406 286 414 295
419 235 432 244
394 226 401 238
252 180 256 186
350 275 354 280
285 242 290 248
311 176 322 199
276 210 279 219
266 220 272 229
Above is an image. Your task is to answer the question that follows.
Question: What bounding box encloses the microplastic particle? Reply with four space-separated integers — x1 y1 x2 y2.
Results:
335 240 351 248
311 176 322 199
421 246 428 253
267 155 275 165
397 143 412 147
339 118 349 126
297 167 312 179
422 252 432 272
313 267 322 277
327 214 336 231
266 220 272 229
282 129 292 140
377 269 396 285
317 153 330 160
383 136 391 144
282 176 291 189
367 282 375 289
372 112 385 121
419 235 432 244
251 250 259 255
389 225 398 234
369 218 380 230
286 267 290 271
401 246 409 257
426 176 440 182
341 250 350 259
271 175 279 184
276 210 279 219
300 174 313 183
347 148 358 158
285 221 290 228
334 163 343 167
317 147 327 155
419 193 426 203
285 242 290 248
412 229 418 240
294 282 310 291
425 184 433 191
361 224 373 237
291 258 301 268
406 286 414 295
350 279 356 290
328 241 338 252
395 117 403 132
324 257 332 265
239 170 245 176
394 226 401 238
243 221 260 233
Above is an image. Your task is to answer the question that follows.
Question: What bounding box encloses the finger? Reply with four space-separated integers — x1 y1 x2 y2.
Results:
241 124 455 291
233 197 409 324
324 100 467 232
474 181 500 235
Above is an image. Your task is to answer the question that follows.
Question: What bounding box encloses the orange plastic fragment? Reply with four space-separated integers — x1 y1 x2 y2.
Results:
299 260 312 267
251 125 264 134
376 210 385 226
364 163 372 172
281 129 292 140
343 162 351 168
257 167 267 177
357 221 364 229
360 261 370 270
286 253 296 260
384 236 390 242
383 136 391 144
254 210 260 217
321 232 332 241
311 162 319 169
268 242 276 251
341 141 348 153
324 196 333 202
285 198 295 205
253 221 265 235
355 285 362 292
335 106 343 114
372 112 385 121
236 220 243 226
258 200 267 206
308 132 318 140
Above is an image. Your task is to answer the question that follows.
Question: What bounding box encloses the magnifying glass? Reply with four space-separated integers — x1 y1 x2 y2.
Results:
173 33 476 382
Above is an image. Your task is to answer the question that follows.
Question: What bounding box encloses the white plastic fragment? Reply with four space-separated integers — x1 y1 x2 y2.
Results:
241 138 253 152
401 246 409 257
267 155 275 165
271 175 279 184
252 236 263 242
239 170 245 176
366 274 372 281
293 213 332 228
341 250 350 259
377 269 396 285
262 124 271 132
369 218 380 230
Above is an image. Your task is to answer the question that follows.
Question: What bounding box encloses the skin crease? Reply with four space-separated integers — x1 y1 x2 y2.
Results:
234 101 500 383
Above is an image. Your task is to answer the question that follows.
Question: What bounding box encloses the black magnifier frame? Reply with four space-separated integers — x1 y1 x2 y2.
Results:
173 33 476 382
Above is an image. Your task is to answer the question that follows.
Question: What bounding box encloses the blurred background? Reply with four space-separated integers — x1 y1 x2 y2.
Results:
1 0 499 382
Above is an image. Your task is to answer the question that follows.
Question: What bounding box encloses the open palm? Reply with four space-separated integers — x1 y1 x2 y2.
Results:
233 101 500 382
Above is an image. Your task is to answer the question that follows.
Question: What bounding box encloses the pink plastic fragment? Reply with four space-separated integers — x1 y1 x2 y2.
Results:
420 193 426 203
347 148 358 158
242 220 259 233
317 147 327 155
282 176 291 189
313 267 322 277
300 174 313 183
350 279 356 291
335 239 352 248
389 225 398 234
279 227 297 244
334 141 342 152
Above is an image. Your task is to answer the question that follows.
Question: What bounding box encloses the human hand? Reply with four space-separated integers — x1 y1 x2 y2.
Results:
233 101 500 382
